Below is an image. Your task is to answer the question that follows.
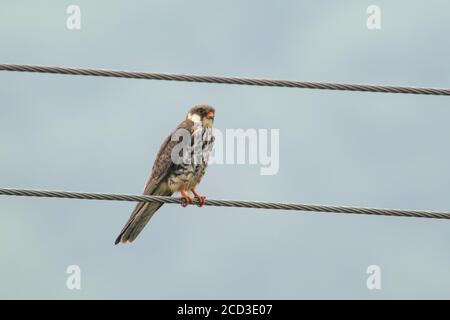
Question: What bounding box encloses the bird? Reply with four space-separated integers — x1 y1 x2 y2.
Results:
114 104 215 244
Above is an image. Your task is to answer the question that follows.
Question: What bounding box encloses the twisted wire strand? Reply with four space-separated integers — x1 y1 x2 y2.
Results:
0 188 449 220
1 64 450 96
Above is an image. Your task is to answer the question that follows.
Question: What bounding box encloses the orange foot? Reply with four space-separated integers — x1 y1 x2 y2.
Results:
180 191 193 207
192 189 206 207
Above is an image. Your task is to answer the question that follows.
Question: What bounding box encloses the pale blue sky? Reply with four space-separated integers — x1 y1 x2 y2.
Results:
1 1 450 299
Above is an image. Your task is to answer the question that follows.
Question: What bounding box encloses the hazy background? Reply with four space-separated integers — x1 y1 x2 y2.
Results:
1 0 450 299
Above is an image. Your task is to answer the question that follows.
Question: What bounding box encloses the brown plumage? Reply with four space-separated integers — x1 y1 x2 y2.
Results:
115 105 215 244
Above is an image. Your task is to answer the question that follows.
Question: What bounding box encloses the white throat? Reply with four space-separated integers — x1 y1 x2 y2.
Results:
187 112 202 124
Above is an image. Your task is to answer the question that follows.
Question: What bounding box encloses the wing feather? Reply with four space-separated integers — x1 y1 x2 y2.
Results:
114 119 194 244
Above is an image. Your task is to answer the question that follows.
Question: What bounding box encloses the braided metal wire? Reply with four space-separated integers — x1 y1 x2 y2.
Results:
1 64 450 96
1 188 449 220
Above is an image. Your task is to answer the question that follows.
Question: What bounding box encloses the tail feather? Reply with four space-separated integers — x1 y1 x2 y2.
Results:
114 202 164 244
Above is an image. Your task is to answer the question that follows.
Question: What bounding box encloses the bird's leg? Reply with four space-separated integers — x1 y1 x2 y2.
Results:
180 190 193 207
192 189 206 207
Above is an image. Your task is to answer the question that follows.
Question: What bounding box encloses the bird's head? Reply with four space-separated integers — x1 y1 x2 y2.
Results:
187 104 215 128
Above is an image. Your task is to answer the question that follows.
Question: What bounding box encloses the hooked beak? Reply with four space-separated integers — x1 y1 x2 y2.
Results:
206 111 214 120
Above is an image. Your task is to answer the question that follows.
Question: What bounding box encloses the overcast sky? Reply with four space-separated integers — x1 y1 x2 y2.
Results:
1 0 450 299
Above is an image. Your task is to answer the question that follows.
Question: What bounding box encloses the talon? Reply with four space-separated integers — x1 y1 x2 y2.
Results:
191 189 206 207
180 191 193 207
194 196 206 207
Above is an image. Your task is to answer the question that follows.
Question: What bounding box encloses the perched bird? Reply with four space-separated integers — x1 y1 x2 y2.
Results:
115 105 215 244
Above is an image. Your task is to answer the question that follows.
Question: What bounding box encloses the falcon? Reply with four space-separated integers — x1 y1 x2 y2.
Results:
114 104 215 244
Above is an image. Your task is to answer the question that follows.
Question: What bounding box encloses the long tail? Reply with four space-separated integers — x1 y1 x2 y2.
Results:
114 201 164 244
